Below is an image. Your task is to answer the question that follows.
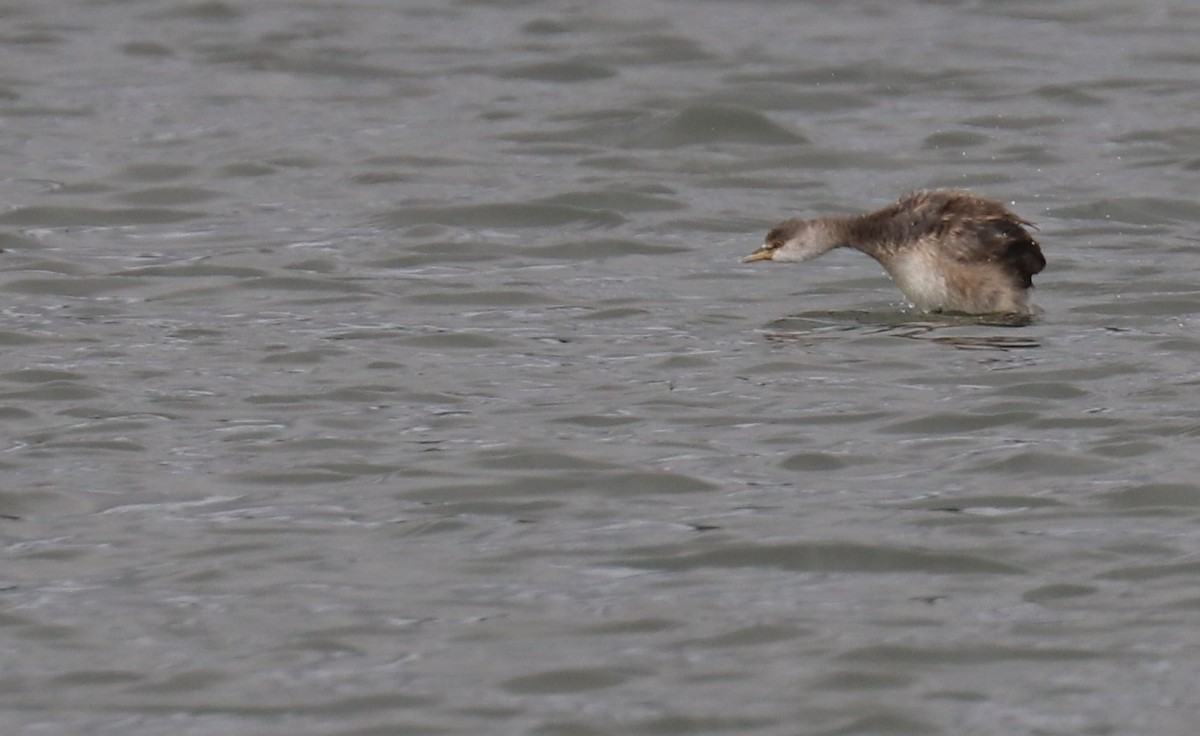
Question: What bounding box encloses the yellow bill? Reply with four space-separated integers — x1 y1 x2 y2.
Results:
742 247 774 263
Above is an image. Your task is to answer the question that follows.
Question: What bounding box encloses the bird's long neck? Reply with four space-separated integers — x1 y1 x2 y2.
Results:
804 216 856 257
837 212 900 263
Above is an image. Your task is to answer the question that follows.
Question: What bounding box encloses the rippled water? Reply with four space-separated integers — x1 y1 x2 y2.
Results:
3 0 1200 734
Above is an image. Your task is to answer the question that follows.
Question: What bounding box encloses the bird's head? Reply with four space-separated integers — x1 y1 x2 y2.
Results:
743 217 841 264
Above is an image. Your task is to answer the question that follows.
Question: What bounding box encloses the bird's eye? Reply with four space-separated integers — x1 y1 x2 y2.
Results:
767 240 783 250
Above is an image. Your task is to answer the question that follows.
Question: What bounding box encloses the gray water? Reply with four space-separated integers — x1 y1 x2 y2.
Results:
2 0 1200 734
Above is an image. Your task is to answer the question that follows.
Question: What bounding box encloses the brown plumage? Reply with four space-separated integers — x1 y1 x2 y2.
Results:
744 190 1046 315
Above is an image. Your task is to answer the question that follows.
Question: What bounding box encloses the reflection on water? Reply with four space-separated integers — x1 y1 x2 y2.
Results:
898 331 1043 351
762 310 1044 350
765 324 1043 351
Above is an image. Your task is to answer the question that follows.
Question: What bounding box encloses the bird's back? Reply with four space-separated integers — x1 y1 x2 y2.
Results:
859 190 1045 290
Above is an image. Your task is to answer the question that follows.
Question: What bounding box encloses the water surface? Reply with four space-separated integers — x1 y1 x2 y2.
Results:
2 1 1200 734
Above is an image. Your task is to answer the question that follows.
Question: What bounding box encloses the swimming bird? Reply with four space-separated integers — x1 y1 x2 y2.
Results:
743 189 1045 315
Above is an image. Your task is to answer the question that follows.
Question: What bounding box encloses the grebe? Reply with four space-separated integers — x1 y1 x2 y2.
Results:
743 189 1046 315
